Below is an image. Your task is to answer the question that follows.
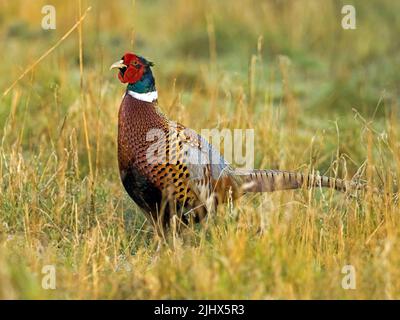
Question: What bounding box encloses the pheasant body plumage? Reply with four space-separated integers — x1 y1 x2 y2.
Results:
112 53 352 228
118 92 237 225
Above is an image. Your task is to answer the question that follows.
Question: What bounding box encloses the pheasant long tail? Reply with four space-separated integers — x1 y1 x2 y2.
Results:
234 169 350 193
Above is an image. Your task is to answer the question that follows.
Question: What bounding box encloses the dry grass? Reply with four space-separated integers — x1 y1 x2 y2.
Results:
0 0 400 299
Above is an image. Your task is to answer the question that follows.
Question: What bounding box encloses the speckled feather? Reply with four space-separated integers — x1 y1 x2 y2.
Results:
118 94 238 225
118 93 354 227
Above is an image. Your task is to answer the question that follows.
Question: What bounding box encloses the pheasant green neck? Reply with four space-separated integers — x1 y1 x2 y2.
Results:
126 67 157 103
127 67 156 94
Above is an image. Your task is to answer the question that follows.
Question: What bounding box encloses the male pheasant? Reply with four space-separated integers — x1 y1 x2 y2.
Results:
111 53 352 229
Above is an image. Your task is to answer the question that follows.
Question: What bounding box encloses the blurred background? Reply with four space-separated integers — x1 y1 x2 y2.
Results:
0 0 399 299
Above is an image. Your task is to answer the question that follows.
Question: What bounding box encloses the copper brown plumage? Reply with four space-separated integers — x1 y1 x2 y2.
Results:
117 93 238 226
112 53 357 229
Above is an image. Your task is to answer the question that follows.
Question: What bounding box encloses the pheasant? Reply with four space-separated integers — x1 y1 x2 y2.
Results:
110 53 353 229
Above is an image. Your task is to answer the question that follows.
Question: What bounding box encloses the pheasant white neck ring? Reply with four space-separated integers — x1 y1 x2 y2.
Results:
126 90 158 103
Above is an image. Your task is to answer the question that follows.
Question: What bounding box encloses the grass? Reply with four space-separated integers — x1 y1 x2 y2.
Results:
0 0 399 299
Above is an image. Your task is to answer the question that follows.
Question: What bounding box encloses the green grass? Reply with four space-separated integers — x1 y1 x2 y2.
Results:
0 0 399 299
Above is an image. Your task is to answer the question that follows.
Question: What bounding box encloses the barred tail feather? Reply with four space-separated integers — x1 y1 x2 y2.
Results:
235 169 349 193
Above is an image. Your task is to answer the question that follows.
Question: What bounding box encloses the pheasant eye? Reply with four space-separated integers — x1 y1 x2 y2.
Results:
132 61 140 68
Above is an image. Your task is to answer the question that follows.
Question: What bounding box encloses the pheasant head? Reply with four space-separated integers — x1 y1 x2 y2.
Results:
110 53 156 99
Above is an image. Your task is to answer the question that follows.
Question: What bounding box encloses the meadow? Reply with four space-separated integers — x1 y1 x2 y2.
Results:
0 0 399 299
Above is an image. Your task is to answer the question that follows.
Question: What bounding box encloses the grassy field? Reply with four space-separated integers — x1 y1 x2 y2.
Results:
0 0 400 299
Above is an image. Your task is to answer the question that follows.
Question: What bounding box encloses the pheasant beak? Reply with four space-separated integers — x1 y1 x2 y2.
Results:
110 60 127 70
